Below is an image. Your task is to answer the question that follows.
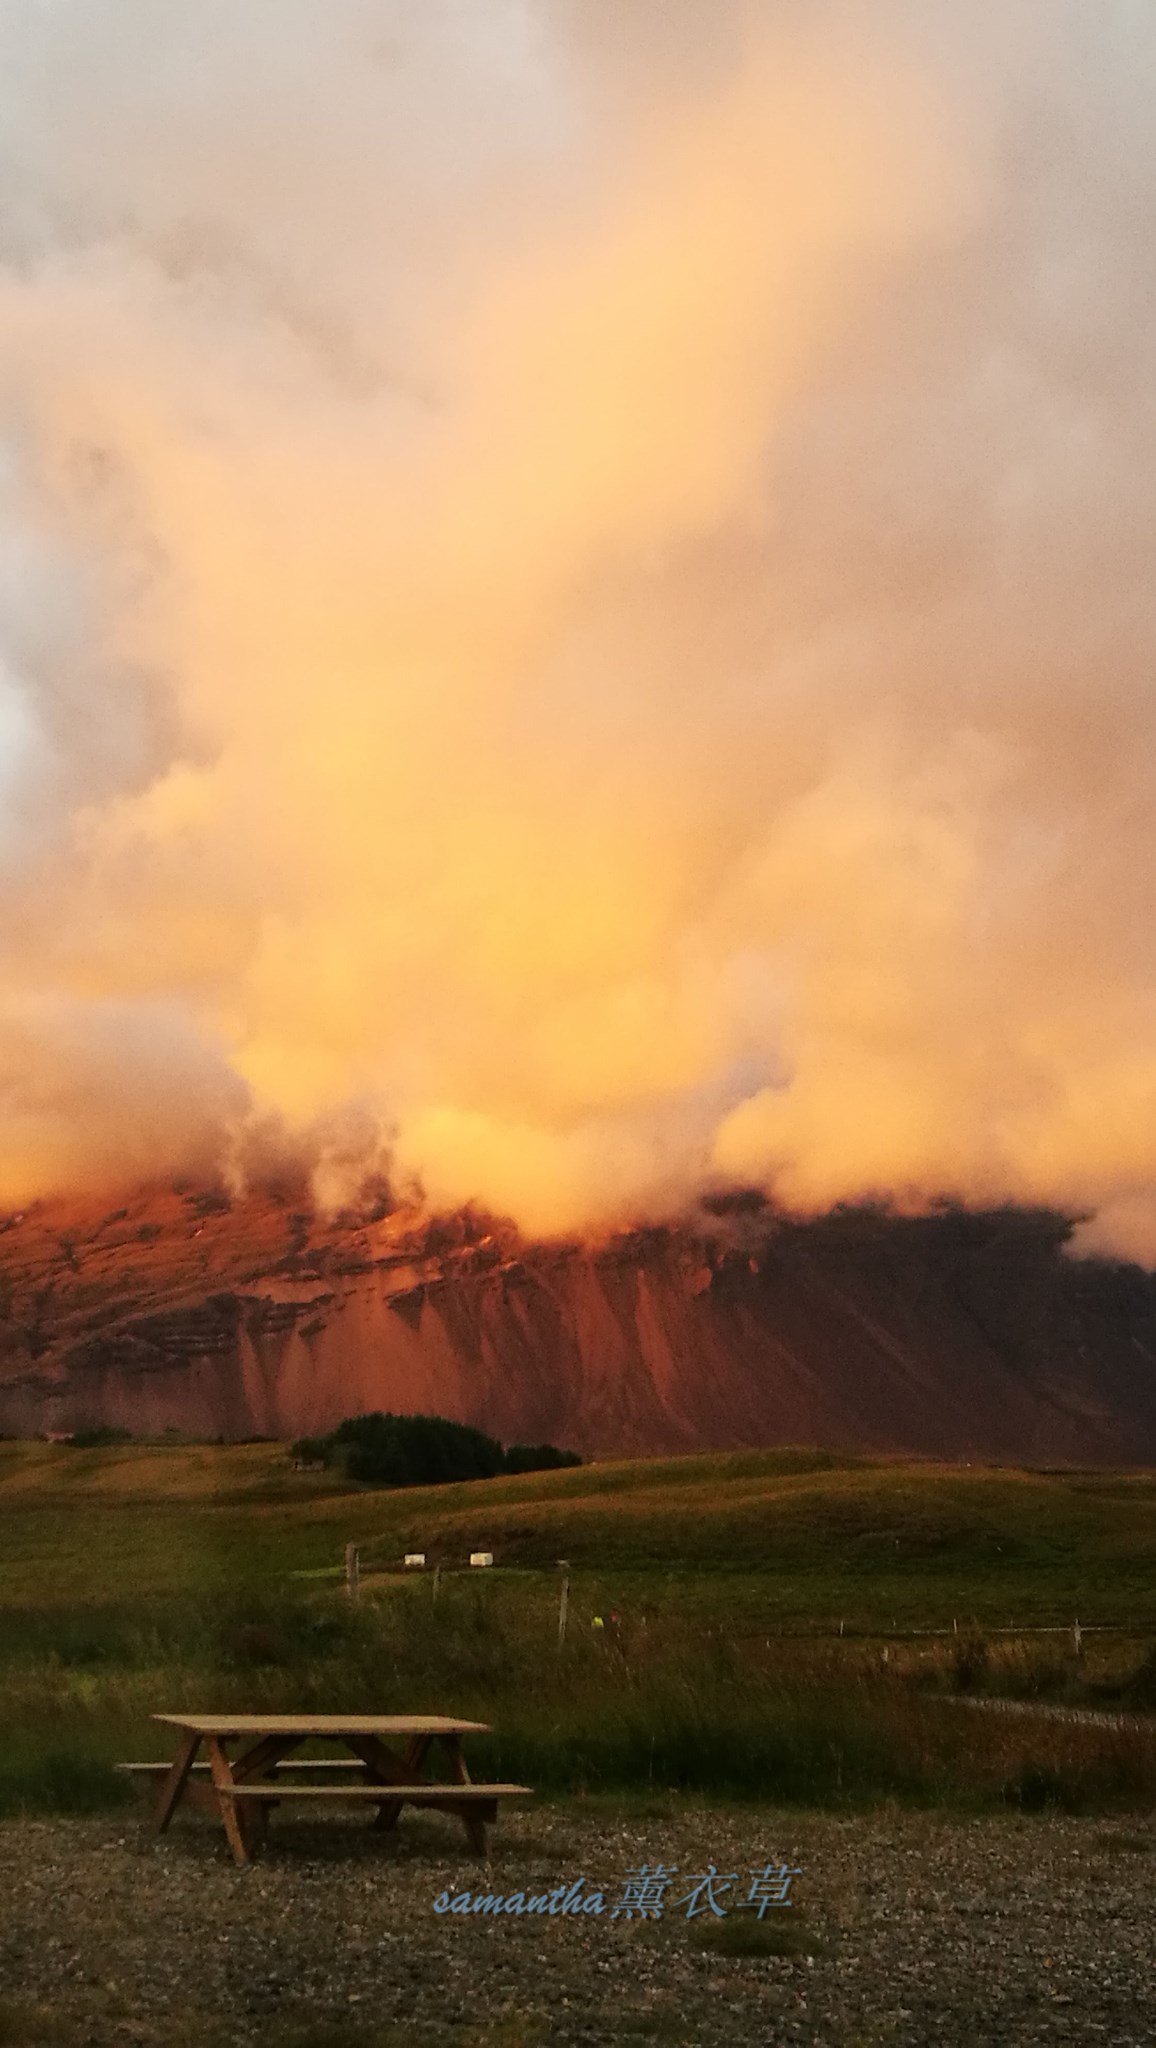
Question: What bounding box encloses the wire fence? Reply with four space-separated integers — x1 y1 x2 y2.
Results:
300 1547 1155 1655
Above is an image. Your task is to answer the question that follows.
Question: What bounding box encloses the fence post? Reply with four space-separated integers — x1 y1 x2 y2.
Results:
345 1543 360 1600
1073 1618 1082 1657
557 1563 570 1648
431 1564 440 1611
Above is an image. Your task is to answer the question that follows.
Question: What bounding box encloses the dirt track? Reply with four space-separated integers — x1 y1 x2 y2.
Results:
1 1803 1154 2047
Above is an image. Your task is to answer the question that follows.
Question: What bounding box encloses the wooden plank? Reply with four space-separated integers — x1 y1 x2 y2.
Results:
224 1783 531 1800
152 1715 490 1737
125 1769 529 1800
150 1730 200 1836
119 1758 379 1776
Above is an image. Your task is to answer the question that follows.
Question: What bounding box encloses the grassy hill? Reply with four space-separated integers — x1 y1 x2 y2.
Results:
4 1439 1156 1627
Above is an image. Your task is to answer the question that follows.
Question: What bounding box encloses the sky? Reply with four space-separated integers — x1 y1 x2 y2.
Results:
2 1 1156 1256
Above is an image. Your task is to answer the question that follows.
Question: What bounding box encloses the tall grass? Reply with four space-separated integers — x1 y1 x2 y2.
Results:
2 1576 1154 1820
4 1441 1156 1825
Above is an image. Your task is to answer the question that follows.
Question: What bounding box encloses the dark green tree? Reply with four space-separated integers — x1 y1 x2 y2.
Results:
504 1443 582 1475
328 1411 506 1486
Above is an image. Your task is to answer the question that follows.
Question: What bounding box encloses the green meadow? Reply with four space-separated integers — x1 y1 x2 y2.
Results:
2 1439 1155 1819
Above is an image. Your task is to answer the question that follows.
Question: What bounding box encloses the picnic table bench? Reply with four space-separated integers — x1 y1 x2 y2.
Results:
118 1714 531 1865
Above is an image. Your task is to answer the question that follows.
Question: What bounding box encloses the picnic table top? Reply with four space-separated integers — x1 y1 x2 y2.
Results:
153 1714 491 1737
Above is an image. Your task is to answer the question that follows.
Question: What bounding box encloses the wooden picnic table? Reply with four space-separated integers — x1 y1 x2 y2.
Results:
123 1714 531 1865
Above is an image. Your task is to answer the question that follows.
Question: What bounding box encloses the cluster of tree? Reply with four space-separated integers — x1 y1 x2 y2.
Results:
291 1411 582 1487
503 1442 582 1475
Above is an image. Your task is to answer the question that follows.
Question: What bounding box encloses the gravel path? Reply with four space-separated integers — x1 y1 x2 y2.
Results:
951 1695 1156 1733
1 1803 1153 2047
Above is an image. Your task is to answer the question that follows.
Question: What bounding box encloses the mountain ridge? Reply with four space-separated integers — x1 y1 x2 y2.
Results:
1 1185 1154 1462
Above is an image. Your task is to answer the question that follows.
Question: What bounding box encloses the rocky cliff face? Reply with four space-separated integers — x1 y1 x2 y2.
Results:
1 1185 1155 1461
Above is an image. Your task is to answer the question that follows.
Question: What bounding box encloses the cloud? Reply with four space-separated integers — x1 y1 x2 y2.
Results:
1 2 1156 1256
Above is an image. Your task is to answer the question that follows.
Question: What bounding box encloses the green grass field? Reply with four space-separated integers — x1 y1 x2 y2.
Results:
4 1437 1156 1621
2 1440 1155 1821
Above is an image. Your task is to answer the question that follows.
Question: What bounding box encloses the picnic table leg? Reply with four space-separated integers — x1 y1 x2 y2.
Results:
151 1731 201 1835
441 1735 489 1858
344 1732 421 1834
370 1794 403 1834
367 1733 431 1833
225 1733 301 1856
206 1736 251 1867
232 1734 299 1783
441 1734 472 1786
463 1810 489 1856
246 1802 272 1853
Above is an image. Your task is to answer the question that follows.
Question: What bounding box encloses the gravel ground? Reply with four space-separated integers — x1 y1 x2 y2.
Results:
1 1802 1154 2048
